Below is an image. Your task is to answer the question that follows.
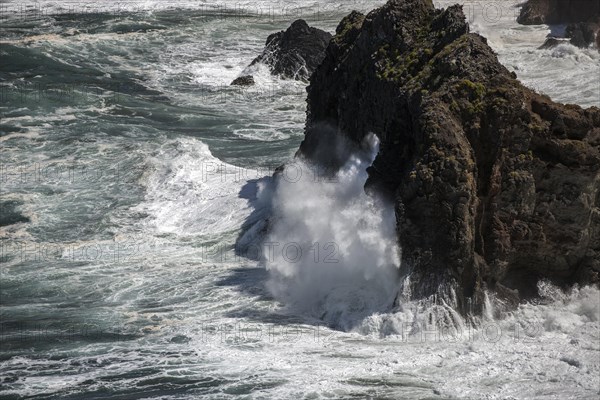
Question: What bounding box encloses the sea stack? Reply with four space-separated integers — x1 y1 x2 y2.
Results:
231 19 332 85
297 0 600 314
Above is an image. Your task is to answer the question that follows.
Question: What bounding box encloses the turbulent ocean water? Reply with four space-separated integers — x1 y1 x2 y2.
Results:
1 1 599 399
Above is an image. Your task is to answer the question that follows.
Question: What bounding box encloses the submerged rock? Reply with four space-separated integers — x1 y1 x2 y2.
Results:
538 37 565 49
0 200 30 227
297 0 600 313
230 75 255 86
249 19 332 81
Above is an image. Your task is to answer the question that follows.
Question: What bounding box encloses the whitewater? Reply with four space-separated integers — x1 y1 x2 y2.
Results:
1 0 599 398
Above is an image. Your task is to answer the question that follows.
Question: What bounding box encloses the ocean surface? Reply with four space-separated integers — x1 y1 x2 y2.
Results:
1 1 599 399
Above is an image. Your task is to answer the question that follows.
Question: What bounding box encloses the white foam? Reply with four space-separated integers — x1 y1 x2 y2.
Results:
2 0 385 18
134 137 254 237
259 134 402 330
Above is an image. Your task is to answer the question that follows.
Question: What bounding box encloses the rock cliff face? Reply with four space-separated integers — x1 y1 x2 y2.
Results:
232 19 331 85
517 0 600 25
298 0 600 313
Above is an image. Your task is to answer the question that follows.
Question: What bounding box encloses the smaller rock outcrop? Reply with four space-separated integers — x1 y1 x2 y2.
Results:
539 23 599 50
230 19 332 85
538 37 566 49
230 75 255 86
566 22 598 48
518 0 600 50
253 19 332 80
517 0 600 25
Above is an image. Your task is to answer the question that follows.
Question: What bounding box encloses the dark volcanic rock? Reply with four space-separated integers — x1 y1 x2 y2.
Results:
538 37 565 49
517 0 600 25
566 22 598 48
518 0 600 50
537 25 597 50
250 19 332 81
230 75 255 86
298 0 600 313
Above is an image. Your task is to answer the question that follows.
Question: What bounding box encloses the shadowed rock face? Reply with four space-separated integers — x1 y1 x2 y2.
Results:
517 0 600 25
539 23 597 49
563 22 598 48
518 0 600 50
298 0 600 313
251 19 332 81
231 20 332 85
